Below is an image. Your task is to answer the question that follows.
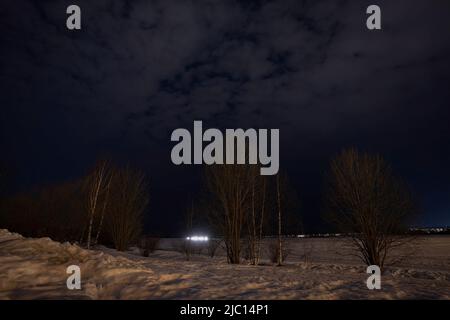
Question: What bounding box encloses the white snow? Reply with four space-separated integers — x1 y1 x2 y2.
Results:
0 229 449 299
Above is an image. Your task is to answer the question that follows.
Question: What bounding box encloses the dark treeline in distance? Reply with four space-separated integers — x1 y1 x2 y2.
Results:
0 148 419 269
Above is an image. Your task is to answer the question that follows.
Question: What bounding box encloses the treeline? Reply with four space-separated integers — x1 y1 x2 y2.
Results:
0 148 417 269
184 148 417 268
0 161 148 251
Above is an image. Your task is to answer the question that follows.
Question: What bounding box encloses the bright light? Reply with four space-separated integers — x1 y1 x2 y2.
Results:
186 235 209 242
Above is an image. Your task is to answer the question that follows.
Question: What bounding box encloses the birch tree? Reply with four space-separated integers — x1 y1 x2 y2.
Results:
85 160 113 249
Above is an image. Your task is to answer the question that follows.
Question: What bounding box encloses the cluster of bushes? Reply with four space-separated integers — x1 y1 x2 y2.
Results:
0 180 85 242
174 237 294 264
138 236 160 257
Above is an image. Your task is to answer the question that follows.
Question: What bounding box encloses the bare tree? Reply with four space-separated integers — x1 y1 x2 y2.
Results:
246 173 267 265
207 238 222 258
84 160 113 249
204 164 256 264
256 177 266 264
271 173 301 265
325 148 416 269
276 174 283 265
182 200 195 260
1 178 85 242
106 166 148 251
268 238 290 264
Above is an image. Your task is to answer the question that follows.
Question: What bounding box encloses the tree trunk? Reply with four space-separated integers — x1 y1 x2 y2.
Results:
276 174 283 266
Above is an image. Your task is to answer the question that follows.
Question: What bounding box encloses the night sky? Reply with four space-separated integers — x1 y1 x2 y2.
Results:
1 0 449 234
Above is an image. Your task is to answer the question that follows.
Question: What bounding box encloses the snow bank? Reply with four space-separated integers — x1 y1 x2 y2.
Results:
0 229 157 299
0 229 449 299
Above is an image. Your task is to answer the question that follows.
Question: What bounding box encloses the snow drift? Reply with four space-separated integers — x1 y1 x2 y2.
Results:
0 229 449 299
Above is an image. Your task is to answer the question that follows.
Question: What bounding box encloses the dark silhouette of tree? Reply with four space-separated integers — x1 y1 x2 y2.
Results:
106 166 148 251
203 165 301 265
204 164 257 264
0 179 85 242
83 160 113 249
325 148 416 269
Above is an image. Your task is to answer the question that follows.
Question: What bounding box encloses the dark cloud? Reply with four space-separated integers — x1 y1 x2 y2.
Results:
1 0 449 232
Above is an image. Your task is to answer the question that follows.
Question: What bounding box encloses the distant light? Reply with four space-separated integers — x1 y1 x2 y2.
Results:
186 235 209 242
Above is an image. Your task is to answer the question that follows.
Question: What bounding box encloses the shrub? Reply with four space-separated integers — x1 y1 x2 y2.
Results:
106 167 148 251
267 239 290 264
139 236 160 257
207 239 222 258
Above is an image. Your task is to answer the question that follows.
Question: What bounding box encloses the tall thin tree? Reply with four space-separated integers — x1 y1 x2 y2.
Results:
276 174 283 266
85 160 113 249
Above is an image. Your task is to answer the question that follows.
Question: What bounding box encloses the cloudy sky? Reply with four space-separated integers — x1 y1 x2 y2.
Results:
1 0 449 233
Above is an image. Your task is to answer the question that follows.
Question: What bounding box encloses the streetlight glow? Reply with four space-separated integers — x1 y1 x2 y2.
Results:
186 235 209 242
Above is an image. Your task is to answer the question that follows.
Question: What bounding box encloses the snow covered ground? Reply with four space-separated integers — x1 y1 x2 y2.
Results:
0 229 449 299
